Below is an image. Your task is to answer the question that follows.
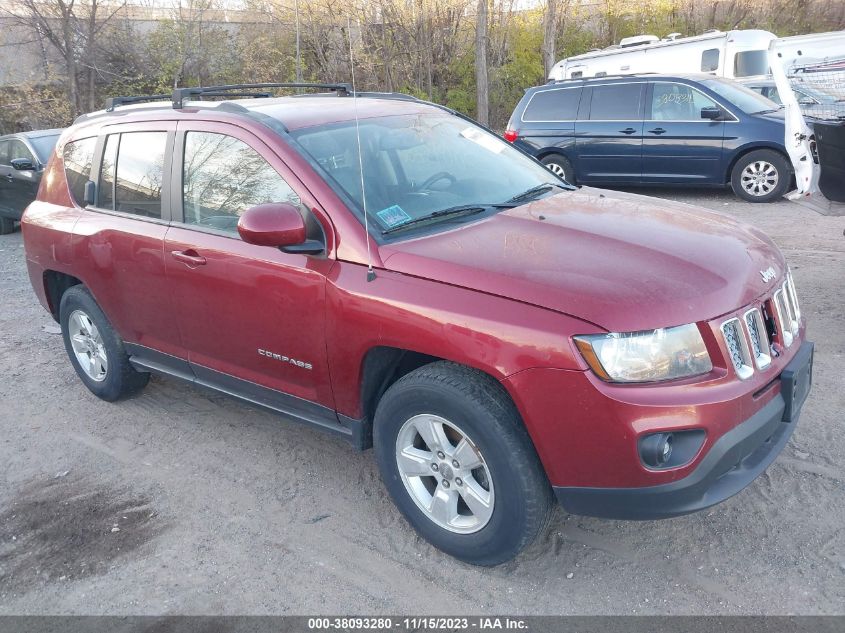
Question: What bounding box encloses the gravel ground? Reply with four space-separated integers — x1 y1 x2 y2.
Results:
0 188 843 615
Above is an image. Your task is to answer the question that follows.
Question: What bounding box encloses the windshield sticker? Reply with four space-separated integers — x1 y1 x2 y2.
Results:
376 204 412 228
460 127 505 154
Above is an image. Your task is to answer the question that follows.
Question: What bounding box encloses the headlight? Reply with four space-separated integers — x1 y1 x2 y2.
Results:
574 324 712 383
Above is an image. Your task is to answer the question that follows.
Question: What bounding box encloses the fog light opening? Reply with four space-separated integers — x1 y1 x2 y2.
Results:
641 432 674 468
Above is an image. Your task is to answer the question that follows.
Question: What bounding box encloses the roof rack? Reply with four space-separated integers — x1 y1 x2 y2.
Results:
171 82 352 108
104 94 171 111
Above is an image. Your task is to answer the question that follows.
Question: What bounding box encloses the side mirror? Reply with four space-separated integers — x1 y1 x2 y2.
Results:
237 203 323 254
83 180 96 206
700 106 723 120
10 157 36 171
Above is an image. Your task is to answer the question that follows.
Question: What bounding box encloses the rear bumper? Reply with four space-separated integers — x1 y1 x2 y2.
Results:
554 341 813 520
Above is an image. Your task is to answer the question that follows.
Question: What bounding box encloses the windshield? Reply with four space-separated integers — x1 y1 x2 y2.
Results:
701 78 780 114
291 112 565 236
29 134 60 163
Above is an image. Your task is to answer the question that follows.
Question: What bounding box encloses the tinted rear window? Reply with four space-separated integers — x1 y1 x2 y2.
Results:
588 84 643 120
63 137 97 206
523 88 581 121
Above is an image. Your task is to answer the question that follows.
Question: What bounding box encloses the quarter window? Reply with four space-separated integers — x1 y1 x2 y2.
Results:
63 137 97 206
522 88 581 122
701 49 720 72
0 140 8 165
182 131 304 234
588 84 643 120
650 83 719 120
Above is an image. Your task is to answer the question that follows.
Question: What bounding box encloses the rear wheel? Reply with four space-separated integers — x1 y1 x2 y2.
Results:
0 218 16 235
730 149 791 203
541 154 575 185
373 361 553 566
60 286 149 401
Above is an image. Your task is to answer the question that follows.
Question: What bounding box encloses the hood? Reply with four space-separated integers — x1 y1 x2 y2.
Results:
379 188 787 332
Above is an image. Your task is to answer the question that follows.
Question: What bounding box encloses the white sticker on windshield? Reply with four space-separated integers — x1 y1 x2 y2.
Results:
460 127 506 154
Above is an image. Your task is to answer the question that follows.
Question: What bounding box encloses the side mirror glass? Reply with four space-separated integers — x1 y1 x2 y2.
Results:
238 203 322 254
700 106 722 120
83 180 96 206
10 157 35 171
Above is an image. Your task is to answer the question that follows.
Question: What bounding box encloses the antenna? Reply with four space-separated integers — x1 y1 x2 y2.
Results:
347 15 376 282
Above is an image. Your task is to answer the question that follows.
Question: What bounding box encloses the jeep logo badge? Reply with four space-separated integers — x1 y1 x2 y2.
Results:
760 266 777 283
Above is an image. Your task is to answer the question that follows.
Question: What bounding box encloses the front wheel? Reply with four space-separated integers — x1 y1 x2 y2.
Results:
730 150 791 203
373 362 553 566
0 217 16 235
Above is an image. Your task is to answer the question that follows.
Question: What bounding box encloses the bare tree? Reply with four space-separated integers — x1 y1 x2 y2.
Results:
475 0 488 125
7 0 126 114
542 0 558 77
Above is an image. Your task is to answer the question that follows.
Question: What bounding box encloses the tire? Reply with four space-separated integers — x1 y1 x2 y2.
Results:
730 149 791 203
59 286 149 401
541 154 575 185
0 217 16 235
373 361 553 566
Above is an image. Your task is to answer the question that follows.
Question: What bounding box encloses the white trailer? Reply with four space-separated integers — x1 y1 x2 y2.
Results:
549 29 776 80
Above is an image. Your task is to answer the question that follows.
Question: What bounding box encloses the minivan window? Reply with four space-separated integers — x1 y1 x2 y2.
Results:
701 49 720 72
0 140 8 165
63 137 97 206
588 84 643 120
700 78 778 114
9 140 34 163
734 50 769 77
182 131 305 234
522 88 581 122
650 83 719 120
113 132 167 218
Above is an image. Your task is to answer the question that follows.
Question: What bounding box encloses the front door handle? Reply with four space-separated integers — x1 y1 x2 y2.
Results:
5 175 12 182
171 249 207 267
619 127 637 135
648 127 667 135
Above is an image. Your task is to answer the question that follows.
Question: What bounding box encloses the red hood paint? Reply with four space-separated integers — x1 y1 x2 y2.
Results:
380 187 786 332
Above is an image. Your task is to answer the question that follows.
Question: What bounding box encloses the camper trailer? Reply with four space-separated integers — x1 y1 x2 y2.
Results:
549 30 776 80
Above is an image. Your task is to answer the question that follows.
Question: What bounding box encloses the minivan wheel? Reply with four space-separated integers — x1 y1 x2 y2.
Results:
373 361 553 566
730 150 790 203
60 286 149 401
0 218 16 235
541 154 575 185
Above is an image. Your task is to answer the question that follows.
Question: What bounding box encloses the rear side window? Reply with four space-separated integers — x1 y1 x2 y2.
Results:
588 84 643 120
97 132 167 218
182 131 304 234
701 49 720 72
63 137 97 206
522 88 581 122
0 140 9 165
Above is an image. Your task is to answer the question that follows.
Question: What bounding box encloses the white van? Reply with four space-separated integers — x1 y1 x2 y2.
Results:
549 30 775 80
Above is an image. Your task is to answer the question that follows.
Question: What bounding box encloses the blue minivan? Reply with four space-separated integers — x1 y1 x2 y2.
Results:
505 74 791 202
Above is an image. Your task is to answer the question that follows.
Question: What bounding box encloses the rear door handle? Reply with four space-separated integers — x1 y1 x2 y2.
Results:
648 127 667 135
619 128 637 135
171 249 207 267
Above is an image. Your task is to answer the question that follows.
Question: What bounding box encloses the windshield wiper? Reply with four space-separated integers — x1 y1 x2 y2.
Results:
751 106 784 115
504 182 565 204
381 204 488 235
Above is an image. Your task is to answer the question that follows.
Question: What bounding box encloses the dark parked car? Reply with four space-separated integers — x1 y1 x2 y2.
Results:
742 78 845 120
0 129 62 234
22 83 811 565
505 74 792 202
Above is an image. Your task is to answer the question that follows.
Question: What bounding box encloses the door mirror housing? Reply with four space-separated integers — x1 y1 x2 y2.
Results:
10 157 36 171
700 106 723 121
238 203 322 253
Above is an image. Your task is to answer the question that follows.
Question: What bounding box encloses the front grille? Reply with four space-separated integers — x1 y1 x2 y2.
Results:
719 272 800 380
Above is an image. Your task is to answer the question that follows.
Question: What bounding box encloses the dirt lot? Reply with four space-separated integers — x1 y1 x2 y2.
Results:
0 188 843 615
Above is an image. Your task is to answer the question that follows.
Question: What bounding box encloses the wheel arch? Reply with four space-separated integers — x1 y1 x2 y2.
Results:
724 144 792 185
43 270 83 322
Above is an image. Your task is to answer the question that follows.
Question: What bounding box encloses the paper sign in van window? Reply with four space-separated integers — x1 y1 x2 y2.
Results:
376 204 412 228
460 127 505 154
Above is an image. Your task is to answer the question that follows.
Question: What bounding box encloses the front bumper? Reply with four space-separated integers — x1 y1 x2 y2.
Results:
554 341 813 520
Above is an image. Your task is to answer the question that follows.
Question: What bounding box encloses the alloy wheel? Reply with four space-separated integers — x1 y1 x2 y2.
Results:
68 309 108 382
741 160 779 197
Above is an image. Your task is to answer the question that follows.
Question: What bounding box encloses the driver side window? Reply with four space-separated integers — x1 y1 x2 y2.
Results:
182 131 305 234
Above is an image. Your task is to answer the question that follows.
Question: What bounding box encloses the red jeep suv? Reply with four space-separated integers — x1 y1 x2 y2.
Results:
21 83 813 565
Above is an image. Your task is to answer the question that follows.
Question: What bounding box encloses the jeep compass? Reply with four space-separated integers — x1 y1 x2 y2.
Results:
21 83 813 565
